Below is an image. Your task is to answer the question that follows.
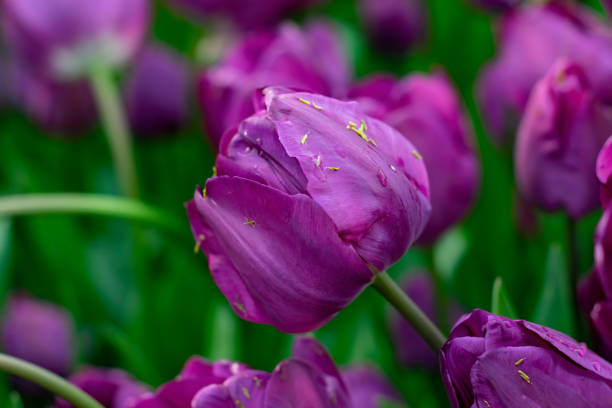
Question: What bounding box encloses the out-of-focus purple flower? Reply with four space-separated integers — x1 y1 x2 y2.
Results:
124 45 190 138
11 66 97 134
349 72 479 244
167 0 322 30
358 0 426 54
55 368 148 408
515 59 612 219
135 337 351 408
1 0 150 79
440 309 612 407
596 204 612 300
197 20 351 148
597 137 612 207
341 365 405 408
466 0 522 13
388 271 463 370
478 2 612 146
187 88 430 332
1 294 75 381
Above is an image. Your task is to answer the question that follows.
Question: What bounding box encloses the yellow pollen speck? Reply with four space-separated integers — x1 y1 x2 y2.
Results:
327 167 339 171
315 155 321 167
301 134 308 145
202 188 207 198
212 166 217 177
236 400 245 408
312 102 323 110
515 358 525 366
244 218 255 227
517 370 531 384
298 98 311 105
483 401 491 408
193 234 205 254
347 119 376 146
253 376 262 388
369 139 377 147
234 301 247 315
412 150 423 160
242 387 250 399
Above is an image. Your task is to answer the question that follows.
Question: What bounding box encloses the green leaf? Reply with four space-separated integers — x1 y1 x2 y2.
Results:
532 243 574 336
0 218 12 306
433 227 468 284
207 301 239 361
491 277 519 319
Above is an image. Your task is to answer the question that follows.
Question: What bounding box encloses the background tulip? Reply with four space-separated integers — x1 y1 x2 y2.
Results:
341 365 405 408
1 294 75 382
466 0 522 12
358 0 426 54
515 59 611 218
597 137 612 207
1 0 150 80
349 72 479 244
124 45 190 138
197 20 351 147
188 88 430 332
55 368 148 408
441 309 612 407
478 2 612 145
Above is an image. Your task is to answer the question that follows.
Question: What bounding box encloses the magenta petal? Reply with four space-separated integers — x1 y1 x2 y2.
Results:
188 176 372 333
597 137 612 207
341 365 404 408
223 370 269 407
591 301 612 356
595 205 612 300
192 385 234 408
264 360 350 408
291 337 347 394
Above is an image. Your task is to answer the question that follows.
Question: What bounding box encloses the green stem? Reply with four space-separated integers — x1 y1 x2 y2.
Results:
0 354 103 408
371 270 447 351
89 67 139 198
567 216 582 336
0 193 183 234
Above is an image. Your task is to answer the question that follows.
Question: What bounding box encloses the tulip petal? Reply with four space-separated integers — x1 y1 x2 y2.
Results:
291 337 347 393
341 365 405 408
188 176 372 333
192 385 234 408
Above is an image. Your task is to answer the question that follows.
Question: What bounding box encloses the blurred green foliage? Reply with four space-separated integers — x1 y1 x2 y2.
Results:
0 0 606 407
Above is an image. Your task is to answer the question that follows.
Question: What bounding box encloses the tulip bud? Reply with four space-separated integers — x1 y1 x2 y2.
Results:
1 293 76 388
55 368 148 408
124 45 190 138
341 365 405 408
12 66 97 134
597 137 612 207
515 59 612 219
440 309 612 407
478 3 612 146
1 0 149 80
358 0 426 54
197 20 351 148
187 88 431 332
466 0 522 13
349 72 479 244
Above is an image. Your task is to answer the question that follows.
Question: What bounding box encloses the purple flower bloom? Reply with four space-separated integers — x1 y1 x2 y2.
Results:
11 65 97 134
596 204 612 301
124 45 190 138
388 271 463 370
187 88 431 332
358 0 426 54
597 137 612 207
197 20 351 148
55 368 148 408
440 309 612 408
349 72 479 244
1 0 150 79
135 337 352 408
478 2 612 146
1 293 75 380
466 0 522 13
515 59 612 219
341 365 405 408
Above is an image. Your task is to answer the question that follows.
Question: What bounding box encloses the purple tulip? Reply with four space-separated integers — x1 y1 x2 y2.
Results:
341 365 405 408
388 271 463 370
358 0 426 54
197 20 351 148
466 0 522 12
596 204 612 300
440 309 612 407
124 45 190 138
187 87 431 332
515 59 611 219
1 294 75 380
478 2 612 146
349 72 479 244
597 137 612 207
11 66 97 134
135 337 352 408
55 368 148 408
1 0 149 79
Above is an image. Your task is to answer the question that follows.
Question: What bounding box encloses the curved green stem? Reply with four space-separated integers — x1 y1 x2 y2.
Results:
0 354 103 408
0 193 183 234
89 67 139 198
371 270 447 351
